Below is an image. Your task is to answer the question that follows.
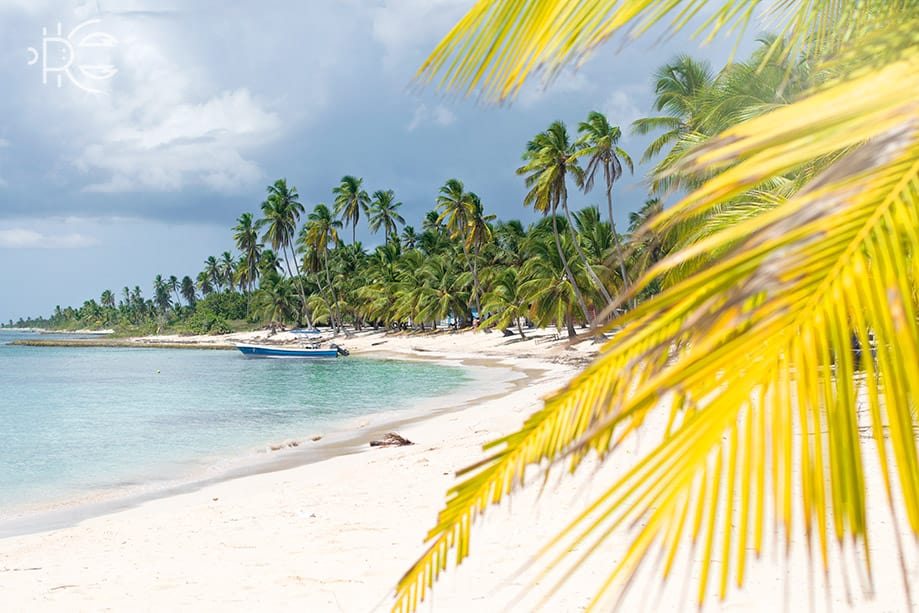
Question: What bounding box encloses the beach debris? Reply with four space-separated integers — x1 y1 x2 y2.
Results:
310 434 322 442
269 439 301 451
369 432 414 447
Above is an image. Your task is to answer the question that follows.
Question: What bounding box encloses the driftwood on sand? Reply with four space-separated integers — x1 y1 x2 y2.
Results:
369 432 414 447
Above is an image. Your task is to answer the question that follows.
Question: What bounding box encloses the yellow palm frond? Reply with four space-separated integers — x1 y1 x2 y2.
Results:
395 24 919 613
416 0 905 103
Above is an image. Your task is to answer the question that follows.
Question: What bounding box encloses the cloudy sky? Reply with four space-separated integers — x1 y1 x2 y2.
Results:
0 0 760 322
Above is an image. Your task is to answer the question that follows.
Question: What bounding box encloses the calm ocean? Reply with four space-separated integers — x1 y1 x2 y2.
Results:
0 330 476 520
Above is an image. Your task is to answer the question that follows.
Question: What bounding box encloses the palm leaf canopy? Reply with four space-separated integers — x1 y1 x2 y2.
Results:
395 1 919 612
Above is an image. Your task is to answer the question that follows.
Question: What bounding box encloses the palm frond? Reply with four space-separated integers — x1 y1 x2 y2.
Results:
396 27 919 613
415 0 901 103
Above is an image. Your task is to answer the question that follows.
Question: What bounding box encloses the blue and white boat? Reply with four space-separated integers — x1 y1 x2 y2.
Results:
234 342 348 358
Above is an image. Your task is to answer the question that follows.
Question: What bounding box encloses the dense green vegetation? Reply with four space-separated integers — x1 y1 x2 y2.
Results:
9 113 661 336
7 39 821 340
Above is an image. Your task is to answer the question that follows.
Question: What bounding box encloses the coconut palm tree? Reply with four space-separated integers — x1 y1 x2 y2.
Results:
397 1 919 612
203 256 221 292
152 274 171 313
218 251 235 293
401 225 419 250
517 123 593 323
300 203 343 330
631 55 714 164
258 249 282 277
464 193 494 319
333 175 371 244
252 273 298 325
100 289 115 308
575 111 633 293
233 212 262 313
367 189 406 243
167 275 180 307
258 178 311 327
180 275 197 307
480 268 529 338
196 271 213 297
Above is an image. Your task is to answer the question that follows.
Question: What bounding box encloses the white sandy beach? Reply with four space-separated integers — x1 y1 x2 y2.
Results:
2 329 917 612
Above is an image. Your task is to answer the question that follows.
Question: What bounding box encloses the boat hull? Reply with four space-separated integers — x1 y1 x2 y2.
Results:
235 343 340 358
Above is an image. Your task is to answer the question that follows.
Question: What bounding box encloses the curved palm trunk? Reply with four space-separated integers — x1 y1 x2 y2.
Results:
605 175 632 306
283 244 313 328
560 182 614 307
551 206 590 329
323 249 343 333
471 244 482 318
565 313 577 338
311 271 336 328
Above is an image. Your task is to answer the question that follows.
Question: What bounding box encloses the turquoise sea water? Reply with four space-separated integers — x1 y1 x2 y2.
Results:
0 331 474 518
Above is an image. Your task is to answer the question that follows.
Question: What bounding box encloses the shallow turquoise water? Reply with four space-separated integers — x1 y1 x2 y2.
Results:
0 331 472 513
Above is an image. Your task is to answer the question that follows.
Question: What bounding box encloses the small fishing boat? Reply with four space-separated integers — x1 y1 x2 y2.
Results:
234 342 349 358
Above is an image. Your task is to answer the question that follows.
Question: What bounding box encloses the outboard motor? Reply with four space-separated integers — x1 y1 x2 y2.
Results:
330 343 349 356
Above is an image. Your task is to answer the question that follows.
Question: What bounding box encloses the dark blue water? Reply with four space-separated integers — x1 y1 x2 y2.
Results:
0 330 473 513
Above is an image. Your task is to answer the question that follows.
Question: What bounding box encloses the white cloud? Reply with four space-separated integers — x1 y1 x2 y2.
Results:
601 85 646 138
407 103 456 132
60 15 282 193
75 89 279 193
0 228 96 248
371 0 472 71
516 70 595 109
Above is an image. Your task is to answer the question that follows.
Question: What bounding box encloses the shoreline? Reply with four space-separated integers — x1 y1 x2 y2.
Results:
0 349 537 539
3 329 917 611
1 329 592 611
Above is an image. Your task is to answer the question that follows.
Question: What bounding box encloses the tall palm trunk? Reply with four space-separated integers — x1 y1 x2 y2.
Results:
310 271 336 328
551 205 590 329
560 182 614 306
605 170 631 304
471 244 482 318
323 249 343 332
283 244 313 328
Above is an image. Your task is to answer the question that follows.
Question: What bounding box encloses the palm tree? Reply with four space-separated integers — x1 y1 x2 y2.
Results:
180 275 197 307
258 249 282 277
480 268 529 338
464 193 494 319
252 273 298 326
196 271 213 297
435 179 477 322
233 212 262 314
218 251 235 292
517 123 594 323
400 225 419 250
204 256 221 292
575 111 634 293
100 289 115 308
152 274 171 313
167 275 180 307
258 178 312 327
631 55 714 164
367 189 405 243
300 203 343 330
398 1 919 611
333 175 371 244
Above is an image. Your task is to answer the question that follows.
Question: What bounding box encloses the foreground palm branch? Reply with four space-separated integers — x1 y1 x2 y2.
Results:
416 0 904 103
396 3 919 610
